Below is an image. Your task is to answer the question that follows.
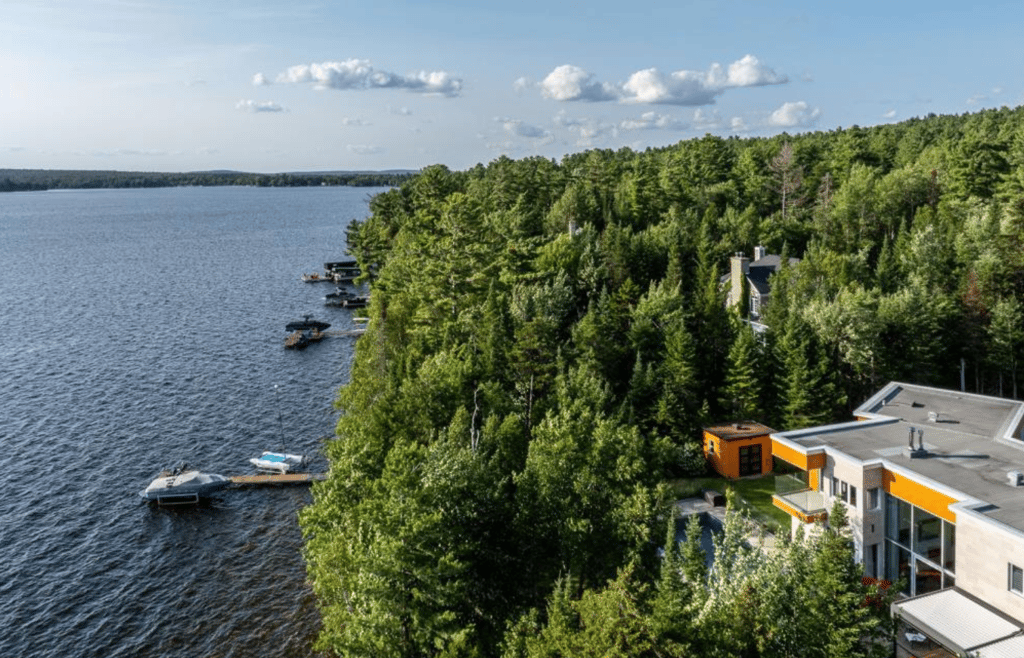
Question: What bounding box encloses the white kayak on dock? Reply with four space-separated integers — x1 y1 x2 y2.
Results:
249 451 308 474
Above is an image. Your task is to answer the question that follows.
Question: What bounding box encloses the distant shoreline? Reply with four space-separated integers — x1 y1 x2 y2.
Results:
0 168 417 193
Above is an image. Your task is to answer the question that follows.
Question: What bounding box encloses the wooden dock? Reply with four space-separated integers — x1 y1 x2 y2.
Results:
229 473 325 487
323 328 366 337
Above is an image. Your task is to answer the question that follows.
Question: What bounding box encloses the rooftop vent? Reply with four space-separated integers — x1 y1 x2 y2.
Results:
1009 471 1023 487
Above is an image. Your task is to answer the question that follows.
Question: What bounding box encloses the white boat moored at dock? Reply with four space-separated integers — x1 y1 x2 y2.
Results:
139 465 230 505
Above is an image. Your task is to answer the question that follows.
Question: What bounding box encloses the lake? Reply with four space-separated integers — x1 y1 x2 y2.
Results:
0 185 384 658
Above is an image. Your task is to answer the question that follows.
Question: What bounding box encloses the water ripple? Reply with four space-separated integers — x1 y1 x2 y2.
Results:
0 186 377 658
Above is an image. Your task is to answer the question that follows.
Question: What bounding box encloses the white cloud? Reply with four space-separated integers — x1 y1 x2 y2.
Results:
883 109 897 119
340 117 370 126
552 112 617 146
730 116 749 132
513 77 533 94
388 106 413 116
270 59 462 97
236 99 284 113
725 55 787 87
496 117 554 143
541 55 787 106
252 72 270 86
767 101 821 128
347 144 384 155
540 65 619 101
692 108 723 130
618 111 687 131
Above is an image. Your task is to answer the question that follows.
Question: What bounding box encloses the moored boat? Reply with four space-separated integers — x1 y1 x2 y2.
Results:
285 315 331 332
249 451 308 474
139 465 230 504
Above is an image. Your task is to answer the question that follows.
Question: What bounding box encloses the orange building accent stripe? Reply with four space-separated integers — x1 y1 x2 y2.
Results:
882 469 958 523
771 439 825 471
772 496 828 524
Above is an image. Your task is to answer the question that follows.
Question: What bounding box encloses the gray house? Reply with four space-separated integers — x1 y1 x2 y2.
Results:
724 246 797 322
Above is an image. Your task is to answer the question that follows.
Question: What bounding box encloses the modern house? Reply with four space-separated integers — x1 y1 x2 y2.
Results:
724 246 797 322
703 421 775 479
770 382 1024 658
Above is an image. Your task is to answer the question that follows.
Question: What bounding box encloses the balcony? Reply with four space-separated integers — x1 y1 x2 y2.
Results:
772 474 828 523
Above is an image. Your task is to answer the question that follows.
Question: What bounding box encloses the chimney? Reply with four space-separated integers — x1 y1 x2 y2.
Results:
754 245 766 261
730 253 749 310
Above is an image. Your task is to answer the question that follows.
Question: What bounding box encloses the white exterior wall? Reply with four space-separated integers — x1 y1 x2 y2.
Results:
824 454 880 566
955 511 1024 624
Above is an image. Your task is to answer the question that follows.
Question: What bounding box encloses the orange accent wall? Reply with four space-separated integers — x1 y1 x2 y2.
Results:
772 496 828 523
809 468 820 490
703 429 773 479
882 469 958 523
771 439 826 471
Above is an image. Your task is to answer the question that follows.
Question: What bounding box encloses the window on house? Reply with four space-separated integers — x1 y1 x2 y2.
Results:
850 485 857 508
868 487 880 510
1011 564 1024 595
841 481 848 502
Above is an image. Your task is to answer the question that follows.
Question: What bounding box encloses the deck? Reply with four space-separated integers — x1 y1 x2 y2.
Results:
228 473 326 487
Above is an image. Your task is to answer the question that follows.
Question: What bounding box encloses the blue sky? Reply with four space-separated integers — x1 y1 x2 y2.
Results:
2 0 1020 173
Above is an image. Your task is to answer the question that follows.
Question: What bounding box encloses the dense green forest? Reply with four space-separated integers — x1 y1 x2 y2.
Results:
301 106 1024 657
0 168 415 192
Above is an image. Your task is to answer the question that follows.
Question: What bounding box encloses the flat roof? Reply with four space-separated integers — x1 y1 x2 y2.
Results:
775 382 1024 534
895 588 1022 653
705 421 775 441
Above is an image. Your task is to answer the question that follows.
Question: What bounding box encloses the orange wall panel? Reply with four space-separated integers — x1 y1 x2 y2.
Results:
882 469 958 523
705 431 773 479
771 439 825 471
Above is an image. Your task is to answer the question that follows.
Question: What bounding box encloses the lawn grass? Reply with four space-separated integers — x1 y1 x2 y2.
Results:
667 472 791 534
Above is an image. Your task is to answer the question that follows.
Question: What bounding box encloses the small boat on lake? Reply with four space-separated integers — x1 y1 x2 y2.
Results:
285 316 331 332
301 272 329 282
139 464 230 505
284 329 325 348
249 451 308 474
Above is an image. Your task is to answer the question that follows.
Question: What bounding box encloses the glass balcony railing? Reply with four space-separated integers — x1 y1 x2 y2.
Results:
774 473 809 495
773 473 827 521
774 489 827 515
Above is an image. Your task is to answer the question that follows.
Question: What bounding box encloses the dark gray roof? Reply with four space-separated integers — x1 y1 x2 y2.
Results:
776 382 1024 534
747 256 797 295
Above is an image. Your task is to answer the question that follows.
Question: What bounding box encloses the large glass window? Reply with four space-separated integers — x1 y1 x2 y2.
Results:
915 558 942 595
913 508 941 561
884 493 955 597
886 495 912 546
1010 564 1024 595
886 543 912 595
942 520 955 571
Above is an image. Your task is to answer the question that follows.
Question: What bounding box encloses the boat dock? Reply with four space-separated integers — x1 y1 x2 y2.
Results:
323 328 366 337
229 473 326 487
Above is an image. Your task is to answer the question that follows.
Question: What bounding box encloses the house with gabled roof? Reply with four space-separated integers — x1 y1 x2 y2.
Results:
723 246 798 323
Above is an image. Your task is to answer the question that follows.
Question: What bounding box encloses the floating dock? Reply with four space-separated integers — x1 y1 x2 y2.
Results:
229 473 325 487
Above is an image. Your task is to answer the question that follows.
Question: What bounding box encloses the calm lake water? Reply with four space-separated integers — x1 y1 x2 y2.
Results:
0 185 384 658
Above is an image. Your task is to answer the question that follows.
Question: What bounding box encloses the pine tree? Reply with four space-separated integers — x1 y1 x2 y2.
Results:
720 322 765 420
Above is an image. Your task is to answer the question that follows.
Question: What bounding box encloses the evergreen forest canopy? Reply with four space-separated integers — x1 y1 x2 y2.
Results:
0 168 415 192
301 105 1024 657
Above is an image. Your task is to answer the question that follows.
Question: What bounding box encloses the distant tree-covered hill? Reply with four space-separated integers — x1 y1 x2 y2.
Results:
0 168 417 192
